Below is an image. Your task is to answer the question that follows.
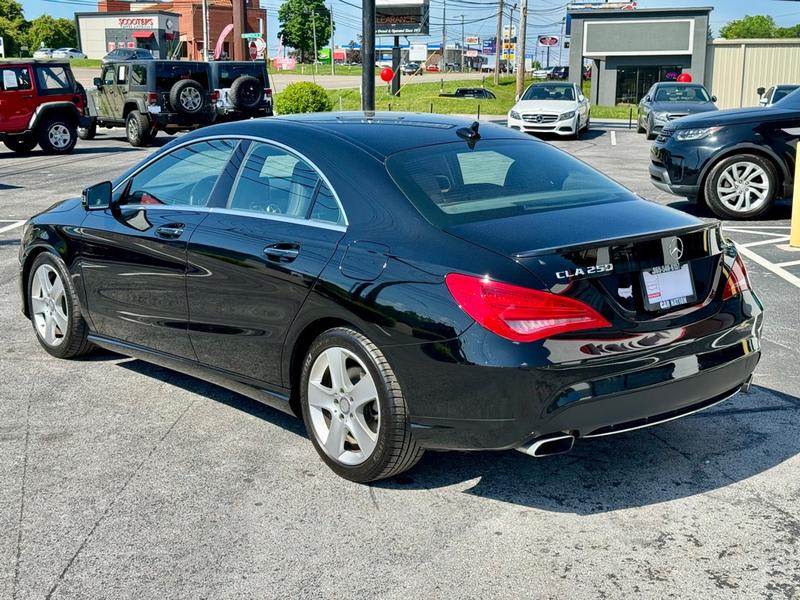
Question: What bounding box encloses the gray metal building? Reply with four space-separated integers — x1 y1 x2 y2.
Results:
568 6 712 106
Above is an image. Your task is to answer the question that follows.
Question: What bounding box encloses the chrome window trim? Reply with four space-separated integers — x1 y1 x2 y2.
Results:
112 134 349 228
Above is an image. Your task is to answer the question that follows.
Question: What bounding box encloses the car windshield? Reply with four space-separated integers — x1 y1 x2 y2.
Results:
773 86 800 108
522 84 575 101
773 87 800 103
386 139 630 227
215 63 265 87
653 85 710 103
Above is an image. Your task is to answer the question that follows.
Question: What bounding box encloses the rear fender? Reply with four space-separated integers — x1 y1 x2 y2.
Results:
28 102 80 129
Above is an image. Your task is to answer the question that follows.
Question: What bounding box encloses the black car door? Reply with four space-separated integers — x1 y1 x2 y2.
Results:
186 139 347 386
79 139 238 359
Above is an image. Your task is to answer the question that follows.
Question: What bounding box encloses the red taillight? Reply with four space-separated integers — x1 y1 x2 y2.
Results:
722 254 751 300
264 87 272 98
211 90 219 104
147 92 159 105
445 273 611 343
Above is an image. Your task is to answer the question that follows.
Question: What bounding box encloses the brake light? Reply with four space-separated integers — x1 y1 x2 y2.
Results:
264 87 272 98
211 90 219 104
722 254 751 300
445 273 611 343
147 92 159 105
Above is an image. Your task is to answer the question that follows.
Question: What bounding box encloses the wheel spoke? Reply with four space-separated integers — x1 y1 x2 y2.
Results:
308 380 336 410
324 417 347 458
49 276 64 302
37 267 52 294
52 308 68 336
749 180 769 190
740 164 755 180
348 414 377 456
30 296 47 314
324 347 349 392
44 315 56 344
349 375 378 410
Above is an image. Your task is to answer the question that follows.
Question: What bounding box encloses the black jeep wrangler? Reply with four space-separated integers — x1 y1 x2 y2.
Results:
81 60 216 147
208 61 273 122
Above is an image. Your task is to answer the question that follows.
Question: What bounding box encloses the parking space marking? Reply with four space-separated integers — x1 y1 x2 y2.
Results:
775 259 800 268
0 220 25 234
610 131 617 146
741 236 791 248
737 245 800 289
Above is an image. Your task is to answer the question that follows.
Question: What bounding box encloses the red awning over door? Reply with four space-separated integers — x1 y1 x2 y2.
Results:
132 31 154 39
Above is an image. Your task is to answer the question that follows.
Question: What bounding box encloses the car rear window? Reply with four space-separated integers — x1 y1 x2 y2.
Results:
385 140 629 227
155 63 209 88
215 64 266 87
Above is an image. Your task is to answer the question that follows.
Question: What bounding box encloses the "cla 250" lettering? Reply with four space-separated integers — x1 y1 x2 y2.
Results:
555 263 614 280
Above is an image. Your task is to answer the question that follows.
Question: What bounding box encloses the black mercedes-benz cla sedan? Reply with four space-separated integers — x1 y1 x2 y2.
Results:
20 114 763 482
650 88 799 219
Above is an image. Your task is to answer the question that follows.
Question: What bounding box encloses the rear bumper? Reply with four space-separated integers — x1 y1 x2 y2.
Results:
384 300 763 451
214 105 273 121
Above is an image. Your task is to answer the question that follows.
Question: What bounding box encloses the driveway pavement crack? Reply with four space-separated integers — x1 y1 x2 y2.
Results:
12 384 34 600
44 398 196 600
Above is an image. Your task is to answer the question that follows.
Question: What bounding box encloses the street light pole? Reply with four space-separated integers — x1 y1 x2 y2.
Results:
515 0 527 98
330 5 335 75
461 15 464 72
441 0 446 70
493 0 504 85
362 0 376 110
311 10 318 80
201 0 210 60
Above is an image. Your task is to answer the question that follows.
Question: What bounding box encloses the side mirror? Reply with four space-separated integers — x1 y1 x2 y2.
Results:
711 95 717 102
757 87 766 96
644 95 651 102
93 77 102 87
82 181 112 210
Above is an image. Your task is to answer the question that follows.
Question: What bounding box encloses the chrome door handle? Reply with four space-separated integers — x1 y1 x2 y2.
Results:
155 225 185 239
264 243 300 262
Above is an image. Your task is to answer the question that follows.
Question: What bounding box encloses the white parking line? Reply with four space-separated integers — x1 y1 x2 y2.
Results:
610 131 617 146
0 220 25 234
737 245 800 289
741 236 791 248
723 226 790 230
775 259 800 268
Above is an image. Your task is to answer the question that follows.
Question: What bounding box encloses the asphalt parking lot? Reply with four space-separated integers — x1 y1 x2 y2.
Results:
1 124 798 599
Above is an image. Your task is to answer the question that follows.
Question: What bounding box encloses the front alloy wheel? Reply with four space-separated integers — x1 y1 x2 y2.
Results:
300 328 423 482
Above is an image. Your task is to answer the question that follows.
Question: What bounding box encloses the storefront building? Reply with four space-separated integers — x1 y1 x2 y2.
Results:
567 6 712 106
76 11 180 59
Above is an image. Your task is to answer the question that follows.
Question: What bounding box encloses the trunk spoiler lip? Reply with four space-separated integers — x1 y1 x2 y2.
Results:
513 221 722 259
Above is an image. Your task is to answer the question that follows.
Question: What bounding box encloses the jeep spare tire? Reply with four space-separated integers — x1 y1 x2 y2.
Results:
169 79 205 114
229 76 263 110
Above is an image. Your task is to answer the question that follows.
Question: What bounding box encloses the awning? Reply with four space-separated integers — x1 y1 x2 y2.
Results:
132 31 154 39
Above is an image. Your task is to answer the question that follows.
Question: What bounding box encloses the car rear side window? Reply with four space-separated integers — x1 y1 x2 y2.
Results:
0 67 32 91
131 65 147 86
386 140 629 227
216 64 265 88
227 142 320 219
309 184 343 225
156 64 209 89
35 66 72 93
124 140 237 207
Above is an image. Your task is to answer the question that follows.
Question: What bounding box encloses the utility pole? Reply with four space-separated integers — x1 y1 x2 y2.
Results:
362 0 376 110
330 5 335 75
232 0 247 60
508 3 516 73
312 10 318 80
461 15 464 71
559 17 566 66
441 0 446 70
493 0 504 85
515 0 527 98
201 0 210 60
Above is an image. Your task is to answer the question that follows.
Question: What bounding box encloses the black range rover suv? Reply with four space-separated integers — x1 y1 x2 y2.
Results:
81 60 217 146
650 88 798 219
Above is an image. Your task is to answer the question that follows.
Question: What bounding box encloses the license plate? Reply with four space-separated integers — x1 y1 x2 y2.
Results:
641 263 696 311
147 105 161 114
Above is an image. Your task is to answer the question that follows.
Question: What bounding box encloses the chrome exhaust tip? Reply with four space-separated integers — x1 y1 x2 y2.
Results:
517 434 575 458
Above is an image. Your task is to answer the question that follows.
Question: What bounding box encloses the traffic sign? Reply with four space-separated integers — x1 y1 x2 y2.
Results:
249 41 258 60
241 32 261 39
254 37 266 52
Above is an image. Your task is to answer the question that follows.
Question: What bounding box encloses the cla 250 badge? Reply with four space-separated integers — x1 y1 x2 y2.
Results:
556 264 614 280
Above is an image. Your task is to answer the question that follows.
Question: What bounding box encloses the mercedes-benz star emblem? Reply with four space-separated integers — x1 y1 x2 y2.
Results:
669 237 684 260
534 114 543 123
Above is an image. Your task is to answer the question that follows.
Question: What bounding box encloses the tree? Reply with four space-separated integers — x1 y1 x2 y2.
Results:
776 24 800 38
0 0 28 55
719 15 776 39
277 0 332 63
28 16 76 51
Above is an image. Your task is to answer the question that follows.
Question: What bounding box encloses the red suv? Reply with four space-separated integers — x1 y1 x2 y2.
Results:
0 60 90 154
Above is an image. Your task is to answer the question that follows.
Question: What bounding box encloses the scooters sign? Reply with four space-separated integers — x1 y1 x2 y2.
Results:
538 35 559 47
118 17 154 28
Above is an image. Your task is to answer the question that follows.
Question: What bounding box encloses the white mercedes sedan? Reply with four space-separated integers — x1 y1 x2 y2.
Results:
507 82 591 139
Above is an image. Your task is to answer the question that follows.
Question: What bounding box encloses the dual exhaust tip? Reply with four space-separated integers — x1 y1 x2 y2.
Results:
517 434 575 458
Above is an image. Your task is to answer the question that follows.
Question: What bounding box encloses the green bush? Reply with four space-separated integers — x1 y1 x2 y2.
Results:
275 82 334 114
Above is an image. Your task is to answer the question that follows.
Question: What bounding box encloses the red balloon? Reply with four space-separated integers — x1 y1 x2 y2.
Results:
676 72 693 83
380 67 394 83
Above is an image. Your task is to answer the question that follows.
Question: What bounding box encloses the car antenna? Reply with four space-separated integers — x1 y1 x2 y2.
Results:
456 121 480 149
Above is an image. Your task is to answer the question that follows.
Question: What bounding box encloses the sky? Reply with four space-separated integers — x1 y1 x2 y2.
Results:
19 0 800 58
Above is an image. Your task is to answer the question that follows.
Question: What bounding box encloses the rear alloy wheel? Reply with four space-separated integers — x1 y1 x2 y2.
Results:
4 136 37 154
28 253 93 359
300 328 423 483
37 117 77 154
704 154 778 220
126 110 152 147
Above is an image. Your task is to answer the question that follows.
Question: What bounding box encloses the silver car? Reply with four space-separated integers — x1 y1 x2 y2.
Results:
638 82 718 140
758 84 800 107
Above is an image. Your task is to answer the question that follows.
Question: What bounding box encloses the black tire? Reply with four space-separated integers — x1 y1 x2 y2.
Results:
636 115 645 134
37 116 77 154
645 117 656 140
27 253 94 359
78 119 97 140
125 110 151 147
4 136 37 154
229 75 263 110
300 327 424 483
573 118 581 141
703 154 778 220
169 79 205 115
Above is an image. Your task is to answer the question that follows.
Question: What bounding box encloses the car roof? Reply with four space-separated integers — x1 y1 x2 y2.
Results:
181 112 525 160
0 58 69 66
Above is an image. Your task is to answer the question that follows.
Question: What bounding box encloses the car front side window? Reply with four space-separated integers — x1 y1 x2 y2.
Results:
103 67 115 86
125 140 237 207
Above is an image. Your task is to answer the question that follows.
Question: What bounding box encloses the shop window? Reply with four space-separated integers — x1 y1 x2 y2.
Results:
615 66 682 105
